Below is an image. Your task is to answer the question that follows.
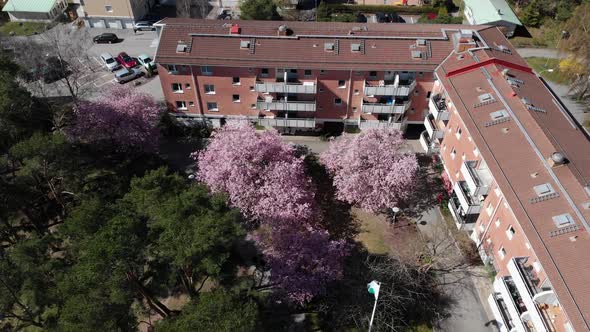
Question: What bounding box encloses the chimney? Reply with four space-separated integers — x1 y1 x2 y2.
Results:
548 152 567 168
230 24 241 35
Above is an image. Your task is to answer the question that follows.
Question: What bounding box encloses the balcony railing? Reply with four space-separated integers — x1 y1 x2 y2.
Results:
448 195 478 230
358 119 407 131
364 80 417 97
488 293 516 332
424 114 444 140
429 94 450 121
256 100 316 112
419 130 439 154
508 258 555 332
255 81 317 94
258 117 316 128
453 181 482 215
495 277 529 332
362 101 410 114
460 161 492 197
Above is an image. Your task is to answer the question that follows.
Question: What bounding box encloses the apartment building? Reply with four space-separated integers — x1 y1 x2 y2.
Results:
154 19 477 132
422 29 590 332
72 0 155 28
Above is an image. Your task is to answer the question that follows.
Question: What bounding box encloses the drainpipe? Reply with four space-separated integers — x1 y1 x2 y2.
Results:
346 69 353 122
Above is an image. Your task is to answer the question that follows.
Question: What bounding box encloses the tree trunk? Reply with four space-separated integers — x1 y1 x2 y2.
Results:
126 272 172 318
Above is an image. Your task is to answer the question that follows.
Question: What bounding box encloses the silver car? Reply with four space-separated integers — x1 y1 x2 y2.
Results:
134 21 155 31
114 67 143 83
100 53 120 71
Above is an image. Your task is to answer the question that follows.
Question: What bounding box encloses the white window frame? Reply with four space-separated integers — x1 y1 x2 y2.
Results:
450 148 456 160
206 102 218 112
105 5 113 12
204 84 215 95
498 247 506 260
185 83 191 90
232 94 240 103
232 77 240 85
338 80 346 88
172 83 183 93
201 66 213 76
176 101 187 110
506 226 515 240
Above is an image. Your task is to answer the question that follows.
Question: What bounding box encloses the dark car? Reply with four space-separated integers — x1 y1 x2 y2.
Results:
217 9 232 19
116 52 138 69
93 33 119 44
356 13 368 23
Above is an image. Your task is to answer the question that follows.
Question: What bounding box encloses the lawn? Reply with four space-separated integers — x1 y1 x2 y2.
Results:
353 208 390 255
0 21 49 36
525 57 570 85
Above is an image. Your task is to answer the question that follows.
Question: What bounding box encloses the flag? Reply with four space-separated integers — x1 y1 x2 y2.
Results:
367 280 380 300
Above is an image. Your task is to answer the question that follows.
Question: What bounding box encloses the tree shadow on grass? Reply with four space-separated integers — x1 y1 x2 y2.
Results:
398 154 447 219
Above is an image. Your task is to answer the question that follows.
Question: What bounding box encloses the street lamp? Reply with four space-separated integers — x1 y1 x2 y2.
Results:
391 207 400 223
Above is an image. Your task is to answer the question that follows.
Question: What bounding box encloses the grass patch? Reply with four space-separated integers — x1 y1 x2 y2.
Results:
353 208 390 255
525 57 569 84
0 21 49 36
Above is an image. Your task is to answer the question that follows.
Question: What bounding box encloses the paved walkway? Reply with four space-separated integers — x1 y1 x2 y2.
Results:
516 48 565 59
416 207 497 332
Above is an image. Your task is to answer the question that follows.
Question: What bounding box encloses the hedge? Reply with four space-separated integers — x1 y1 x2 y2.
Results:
326 4 436 15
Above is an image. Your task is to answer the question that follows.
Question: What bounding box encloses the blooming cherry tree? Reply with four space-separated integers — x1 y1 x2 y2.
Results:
68 87 162 151
320 128 418 212
194 122 315 223
255 221 349 305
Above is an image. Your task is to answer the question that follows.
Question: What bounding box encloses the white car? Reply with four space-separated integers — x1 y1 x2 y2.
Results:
100 53 120 71
137 54 157 72
114 67 143 84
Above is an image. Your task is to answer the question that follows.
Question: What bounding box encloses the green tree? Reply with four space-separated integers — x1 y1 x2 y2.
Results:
239 0 280 20
154 289 259 332
560 2 590 101
316 2 330 21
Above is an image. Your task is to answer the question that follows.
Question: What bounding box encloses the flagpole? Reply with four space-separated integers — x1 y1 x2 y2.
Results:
368 296 378 332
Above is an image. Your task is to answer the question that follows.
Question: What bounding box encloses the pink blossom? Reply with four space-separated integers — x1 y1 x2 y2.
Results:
194 122 315 223
320 128 418 212
68 87 162 151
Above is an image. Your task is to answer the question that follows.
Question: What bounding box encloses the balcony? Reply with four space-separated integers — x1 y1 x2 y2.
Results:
258 117 316 128
460 161 493 197
448 195 479 231
255 81 317 94
488 293 516 332
508 258 556 332
419 130 439 154
364 80 417 97
453 181 482 215
359 118 407 131
429 94 450 121
424 114 444 140
494 277 529 332
256 100 316 112
362 101 411 114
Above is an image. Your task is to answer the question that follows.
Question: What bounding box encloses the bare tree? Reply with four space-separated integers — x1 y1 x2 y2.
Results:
177 0 212 19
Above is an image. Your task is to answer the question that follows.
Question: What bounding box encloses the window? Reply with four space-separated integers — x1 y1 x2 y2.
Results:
462 152 466 161
506 226 516 240
338 80 346 88
207 102 218 111
324 43 335 51
231 77 240 85
250 103 256 109
319 88 324 93
534 183 555 197
334 98 342 105
320 70 326 75
495 218 501 227
261 68 269 77
426 91 432 99
552 213 575 228
418 71 424 77
369 71 377 79
354 89 359 95
498 247 506 259
232 94 240 102
185 83 191 90
167 64 177 72
240 40 250 49
486 203 494 216
352 107 357 112
450 148 456 160
289 69 298 74
304 69 312 76
176 101 187 110
189 101 194 107
479 223 485 233
456 127 462 139
414 89 419 96
351 43 361 52
474 147 480 157
533 261 542 273
172 83 183 93
105 5 113 12
490 110 509 120
201 66 213 75
204 84 215 94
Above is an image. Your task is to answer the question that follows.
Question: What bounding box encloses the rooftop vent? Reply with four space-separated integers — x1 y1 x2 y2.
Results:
277 24 291 36
240 40 250 49
496 45 512 54
416 39 426 46
411 50 422 59
324 42 335 51
549 152 567 167
351 26 367 32
230 24 240 35
351 43 361 52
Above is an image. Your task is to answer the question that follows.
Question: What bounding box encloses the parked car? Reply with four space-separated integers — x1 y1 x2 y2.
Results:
116 52 137 69
217 9 232 19
137 54 157 72
93 33 119 44
134 21 155 31
114 67 143 84
100 53 120 71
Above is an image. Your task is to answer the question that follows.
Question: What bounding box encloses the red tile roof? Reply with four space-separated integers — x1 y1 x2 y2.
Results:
437 27 590 331
155 19 486 71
